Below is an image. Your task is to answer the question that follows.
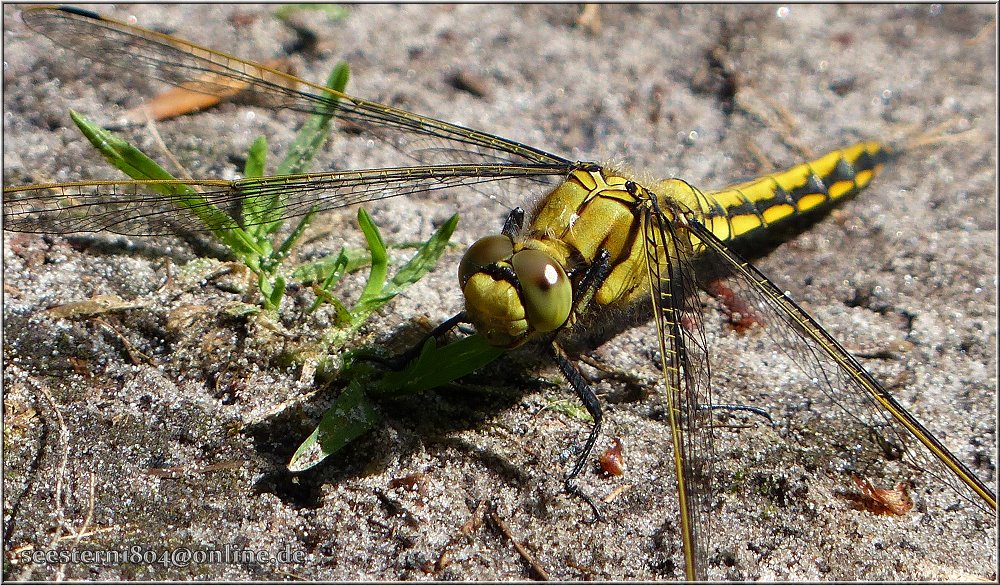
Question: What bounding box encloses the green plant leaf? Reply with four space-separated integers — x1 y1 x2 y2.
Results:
292 247 370 285
350 213 459 318
287 375 379 471
275 207 319 263
545 398 594 422
311 282 352 323
243 135 268 179
293 333 505 464
261 273 286 310
370 334 506 397
71 110 186 183
250 61 350 244
241 136 271 242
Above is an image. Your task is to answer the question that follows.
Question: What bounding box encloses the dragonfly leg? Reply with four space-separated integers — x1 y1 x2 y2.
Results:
701 403 774 426
550 341 604 523
356 311 468 369
501 206 525 238
570 248 612 315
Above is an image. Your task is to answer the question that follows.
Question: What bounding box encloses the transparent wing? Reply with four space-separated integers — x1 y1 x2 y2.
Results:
641 198 716 580
645 196 996 577
3 164 570 237
18 6 572 169
686 216 995 510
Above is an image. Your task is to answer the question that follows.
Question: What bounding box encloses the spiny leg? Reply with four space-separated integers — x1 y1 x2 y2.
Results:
570 248 611 315
702 403 774 426
550 341 604 522
357 311 468 369
548 247 614 521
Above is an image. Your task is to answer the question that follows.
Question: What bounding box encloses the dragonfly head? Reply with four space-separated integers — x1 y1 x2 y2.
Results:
459 235 573 348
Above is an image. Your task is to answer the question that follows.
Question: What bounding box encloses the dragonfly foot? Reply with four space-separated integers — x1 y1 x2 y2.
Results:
565 479 604 524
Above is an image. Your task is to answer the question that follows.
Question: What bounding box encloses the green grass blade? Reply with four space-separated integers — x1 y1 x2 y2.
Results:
318 250 351 290
388 214 458 290
351 213 459 317
69 110 263 260
251 62 350 241
310 283 352 322
243 136 268 179
71 110 184 183
355 208 389 306
259 273 286 311
275 207 319 261
303 248 349 313
241 136 271 242
276 62 350 177
292 247 370 285
295 333 504 461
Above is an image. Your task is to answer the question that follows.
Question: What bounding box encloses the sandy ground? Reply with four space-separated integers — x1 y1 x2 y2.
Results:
3 4 997 580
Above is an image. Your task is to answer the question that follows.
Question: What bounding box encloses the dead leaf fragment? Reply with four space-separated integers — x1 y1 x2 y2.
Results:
44 294 144 319
848 475 914 516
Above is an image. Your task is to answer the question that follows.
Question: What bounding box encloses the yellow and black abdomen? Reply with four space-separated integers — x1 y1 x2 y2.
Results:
656 141 892 244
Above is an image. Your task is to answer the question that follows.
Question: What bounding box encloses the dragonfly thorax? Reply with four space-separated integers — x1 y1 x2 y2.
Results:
458 234 573 348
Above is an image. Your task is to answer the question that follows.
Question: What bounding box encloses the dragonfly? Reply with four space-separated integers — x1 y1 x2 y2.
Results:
3 6 995 580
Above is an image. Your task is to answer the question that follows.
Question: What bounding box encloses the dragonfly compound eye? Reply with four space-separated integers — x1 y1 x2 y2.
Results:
511 249 572 333
458 234 514 286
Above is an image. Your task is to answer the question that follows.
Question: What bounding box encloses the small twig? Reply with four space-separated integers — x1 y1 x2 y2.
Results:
602 483 631 504
91 316 155 365
901 121 981 151
577 353 650 387
436 500 488 571
143 110 196 182
374 489 420 528
460 499 489 535
488 507 550 581
154 257 175 293
735 88 814 159
744 140 775 173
